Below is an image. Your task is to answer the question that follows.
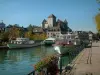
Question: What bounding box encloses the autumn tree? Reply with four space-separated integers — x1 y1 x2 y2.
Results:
95 0 100 33
8 25 22 40
25 31 33 40
95 14 100 32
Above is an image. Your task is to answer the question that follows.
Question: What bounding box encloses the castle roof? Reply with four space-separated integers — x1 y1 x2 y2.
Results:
64 19 68 23
43 19 47 22
57 19 63 23
48 14 56 18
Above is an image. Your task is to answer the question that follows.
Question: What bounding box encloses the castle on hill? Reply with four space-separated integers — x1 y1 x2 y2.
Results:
41 14 72 33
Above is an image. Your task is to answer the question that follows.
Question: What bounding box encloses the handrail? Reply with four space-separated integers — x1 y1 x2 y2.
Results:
27 70 35 75
27 45 85 75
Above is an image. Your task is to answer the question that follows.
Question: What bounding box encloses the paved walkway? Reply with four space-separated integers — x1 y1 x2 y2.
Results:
65 42 100 75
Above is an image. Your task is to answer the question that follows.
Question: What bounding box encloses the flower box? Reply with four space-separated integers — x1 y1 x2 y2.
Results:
33 55 59 75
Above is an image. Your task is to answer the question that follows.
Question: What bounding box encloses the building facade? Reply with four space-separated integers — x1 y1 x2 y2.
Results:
73 31 90 41
41 14 72 33
42 14 56 28
47 31 61 39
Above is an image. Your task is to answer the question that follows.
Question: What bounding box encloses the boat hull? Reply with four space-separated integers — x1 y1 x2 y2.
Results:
44 42 55 45
7 43 38 49
54 45 76 54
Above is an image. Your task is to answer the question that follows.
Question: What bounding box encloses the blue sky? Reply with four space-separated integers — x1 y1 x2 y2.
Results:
0 0 99 32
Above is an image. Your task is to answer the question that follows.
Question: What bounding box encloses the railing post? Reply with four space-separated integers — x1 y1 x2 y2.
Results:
33 71 35 75
60 56 62 75
27 70 35 75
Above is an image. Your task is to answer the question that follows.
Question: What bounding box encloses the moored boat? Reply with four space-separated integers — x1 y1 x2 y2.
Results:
43 37 56 45
7 38 35 49
53 32 81 54
53 40 76 54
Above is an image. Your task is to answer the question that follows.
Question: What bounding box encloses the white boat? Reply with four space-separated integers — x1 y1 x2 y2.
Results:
43 37 56 45
53 32 81 54
53 40 76 54
7 38 35 49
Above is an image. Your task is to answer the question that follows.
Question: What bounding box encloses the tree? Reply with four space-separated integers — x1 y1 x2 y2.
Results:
2 32 9 42
27 24 33 31
8 26 21 40
95 0 100 33
0 31 9 43
95 14 100 31
25 31 33 40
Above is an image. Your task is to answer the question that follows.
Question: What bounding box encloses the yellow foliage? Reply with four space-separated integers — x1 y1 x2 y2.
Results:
9 27 21 40
95 13 100 31
24 32 47 40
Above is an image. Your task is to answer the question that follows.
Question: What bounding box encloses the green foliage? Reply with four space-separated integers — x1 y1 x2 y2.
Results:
25 32 47 40
27 24 33 31
97 0 100 3
0 32 9 42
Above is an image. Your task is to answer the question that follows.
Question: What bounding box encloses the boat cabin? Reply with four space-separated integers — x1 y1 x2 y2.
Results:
10 38 34 44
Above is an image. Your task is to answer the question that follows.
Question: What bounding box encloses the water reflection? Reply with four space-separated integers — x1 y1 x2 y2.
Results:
0 50 7 63
0 46 57 75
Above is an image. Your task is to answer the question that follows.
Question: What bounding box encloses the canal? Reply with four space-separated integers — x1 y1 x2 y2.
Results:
0 46 72 75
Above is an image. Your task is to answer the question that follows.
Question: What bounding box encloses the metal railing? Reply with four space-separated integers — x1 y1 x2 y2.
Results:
27 71 35 75
27 45 85 75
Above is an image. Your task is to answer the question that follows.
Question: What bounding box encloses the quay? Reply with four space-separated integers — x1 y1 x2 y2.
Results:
0 46 9 49
62 41 100 75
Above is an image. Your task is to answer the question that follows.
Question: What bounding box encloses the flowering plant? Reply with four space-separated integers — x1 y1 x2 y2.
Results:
34 55 58 72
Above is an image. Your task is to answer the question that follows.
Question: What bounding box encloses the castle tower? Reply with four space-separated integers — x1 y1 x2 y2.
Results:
64 19 68 25
47 14 56 28
42 19 47 28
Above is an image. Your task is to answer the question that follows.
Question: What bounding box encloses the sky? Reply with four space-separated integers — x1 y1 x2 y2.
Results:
0 0 99 32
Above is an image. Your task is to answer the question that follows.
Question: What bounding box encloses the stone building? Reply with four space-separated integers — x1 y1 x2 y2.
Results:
33 27 44 34
41 14 72 38
41 14 72 33
42 14 56 28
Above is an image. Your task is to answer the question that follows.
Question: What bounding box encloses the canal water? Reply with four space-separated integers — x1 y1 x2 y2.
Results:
0 46 71 75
